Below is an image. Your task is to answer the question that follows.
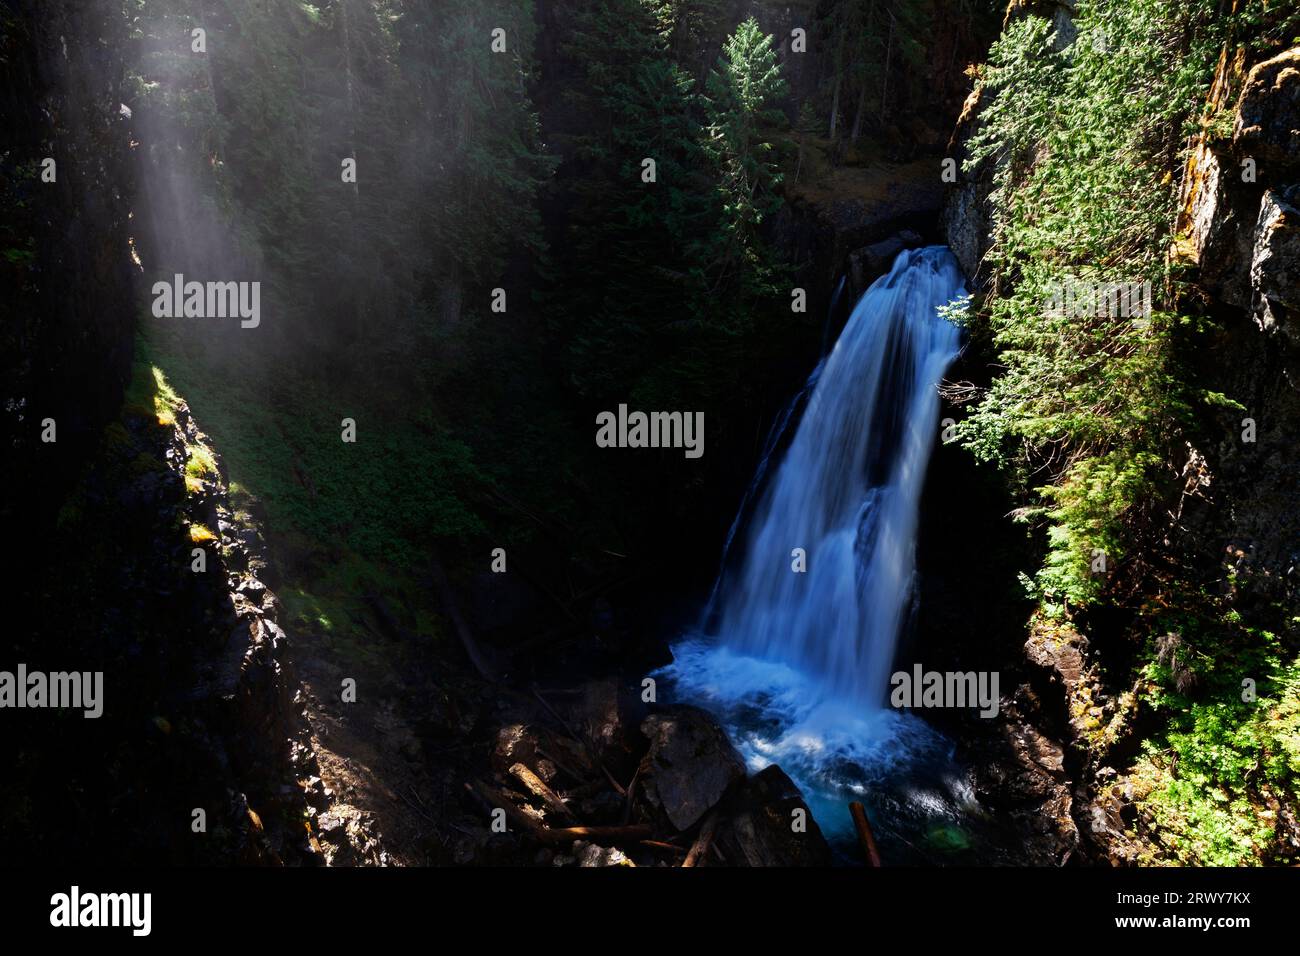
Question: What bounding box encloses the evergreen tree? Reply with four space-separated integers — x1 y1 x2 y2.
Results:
696 17 789 320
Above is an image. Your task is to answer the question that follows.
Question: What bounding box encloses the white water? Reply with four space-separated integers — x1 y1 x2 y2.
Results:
659 246 977 855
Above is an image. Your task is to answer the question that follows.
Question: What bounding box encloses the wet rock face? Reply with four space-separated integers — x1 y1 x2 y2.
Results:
639 706 746 832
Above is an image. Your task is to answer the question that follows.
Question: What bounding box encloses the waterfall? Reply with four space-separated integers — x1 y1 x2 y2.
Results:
658 246 971 850
715 245 963 705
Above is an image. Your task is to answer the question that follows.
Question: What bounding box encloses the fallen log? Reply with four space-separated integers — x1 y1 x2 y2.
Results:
543 824 652 844
849 801 883 867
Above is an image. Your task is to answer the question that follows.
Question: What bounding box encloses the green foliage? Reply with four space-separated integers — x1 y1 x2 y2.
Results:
651 0 724 59
549 5 792 405
696 17 790 313
958 0 1223 605
139 330 486 571
405 0 554 288
962 0 1300 861
1135 612 1300 865
815 0 994 139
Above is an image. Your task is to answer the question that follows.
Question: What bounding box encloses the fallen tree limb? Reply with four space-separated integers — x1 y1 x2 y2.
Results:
849 801 883 867
542 824 652 844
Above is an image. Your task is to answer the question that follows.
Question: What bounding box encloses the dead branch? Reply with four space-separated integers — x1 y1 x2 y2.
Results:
509 762 573 823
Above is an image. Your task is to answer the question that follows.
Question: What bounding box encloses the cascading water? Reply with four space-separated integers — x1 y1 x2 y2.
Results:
659 246 994 862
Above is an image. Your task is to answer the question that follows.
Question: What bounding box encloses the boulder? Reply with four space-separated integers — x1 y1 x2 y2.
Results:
719 765 833 867
638 707 745 831
848 230 925 295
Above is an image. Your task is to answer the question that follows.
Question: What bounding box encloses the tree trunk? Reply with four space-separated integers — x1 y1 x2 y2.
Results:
850 80 868 142
828 28 847 139
880 12 895 122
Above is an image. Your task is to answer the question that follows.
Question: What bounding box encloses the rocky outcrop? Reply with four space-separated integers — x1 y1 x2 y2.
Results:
1180 46 1300 337
774 159 948 310
0 354 386 864
1251 186 1300 339
1234 48 1300 176
848 229 925 295
1174 45 1300 601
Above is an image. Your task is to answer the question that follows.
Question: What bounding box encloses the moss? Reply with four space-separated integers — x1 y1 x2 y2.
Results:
188 524 217 544
184 443 217 478
124 359 182 428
